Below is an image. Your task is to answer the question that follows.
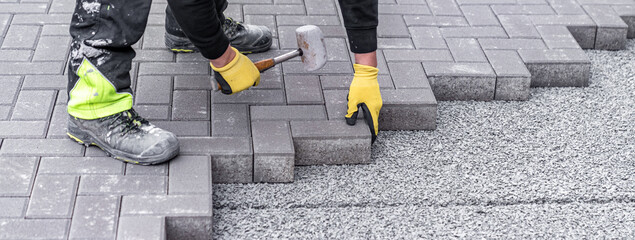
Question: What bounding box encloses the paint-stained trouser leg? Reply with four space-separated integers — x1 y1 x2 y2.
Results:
67 0 152 120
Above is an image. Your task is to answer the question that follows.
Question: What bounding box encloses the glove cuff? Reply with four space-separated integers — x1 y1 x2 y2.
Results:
210 47 240 72
353 64 379 80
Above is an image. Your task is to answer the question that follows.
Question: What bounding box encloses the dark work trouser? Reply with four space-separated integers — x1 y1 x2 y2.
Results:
67 0 229 119
339 0 378 54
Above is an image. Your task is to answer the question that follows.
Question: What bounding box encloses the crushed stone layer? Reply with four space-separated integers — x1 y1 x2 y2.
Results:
212 40 635 238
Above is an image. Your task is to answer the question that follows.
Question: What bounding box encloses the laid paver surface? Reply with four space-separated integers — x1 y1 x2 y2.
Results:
0 0 634 238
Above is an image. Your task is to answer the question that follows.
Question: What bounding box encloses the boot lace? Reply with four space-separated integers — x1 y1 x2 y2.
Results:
99 109 148 136
223 18 244 38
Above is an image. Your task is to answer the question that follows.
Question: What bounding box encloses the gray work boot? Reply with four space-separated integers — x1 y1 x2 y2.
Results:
165 18 272 54
67 109 179 165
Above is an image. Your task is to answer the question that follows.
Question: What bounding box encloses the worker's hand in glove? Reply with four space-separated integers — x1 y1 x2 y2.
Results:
346 64 382 143
211 47 260 95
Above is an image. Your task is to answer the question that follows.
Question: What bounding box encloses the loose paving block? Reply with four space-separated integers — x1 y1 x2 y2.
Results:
582 5 629 50
380 89 438 130
78 175 167 195
211 104 251 137
446 38 488 62
26 175 78 218
135 76 172 105
172 90 209 120
0 121 46 138
388 62 432 88
252 121 294 183
251 105 327 121
423 62 497 101
0 157 37 196
323 90 361 121
320 74 395 90
536 25 582 49
179 137 252 183
0 197 27 218
168 156 212 194
0 139 84 157
284 75 324 105
498 15 542 38
0 219 69 239
212 89 286 105
519 48 591 87
39 157 125 175
613 5 635 38
70 196 120 240
120 195 212 216
117 216 166 240
485 50 532 100
11 90 55 120
291 120 371 165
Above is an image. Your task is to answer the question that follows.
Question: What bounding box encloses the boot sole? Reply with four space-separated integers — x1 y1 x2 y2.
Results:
67 121 179 165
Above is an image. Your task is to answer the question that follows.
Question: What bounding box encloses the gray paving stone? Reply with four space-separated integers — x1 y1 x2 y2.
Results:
0 49 31 61
529 14 597 48
172 90 209 120
379 4 431 15
282 61 354 75
243 4 305 15
387 62 432 88
498 15 542 38
383 49 453 62
169 155 212 194
0 219 69 239
41 24 70 36
323 90 362 121
380 88 438 130
284 75 324 105
125 163 168 176
478 38 548 50
134 105 170 120
32 36 71 61
409 27 448 49
446 38 488 62
139 62 209 75
254 66 284 90
179 137 252 183
613 5 635 38
135 76 172 105
26 175 78 218
546 0 586 15
0 158 38 197
484 50 532 100
461 5 500 26
39 157 125 175
456 0 517 4
117 216 166 240
0 197 27 218
404 15 469 27
212 89 285 105
0 61 65 75
69 196 120 240
583 5 629 50
0 3 48 13
378 14 411 37
1 25 39 49
305 0 337 15
276 15 340 26
423 62 497 101
11 90 55 120
252 121 294 183
320 74 395 90
174 75 213 90
536 25 582 49
491 4 557 15
427 0 463 16
134 50 174 62
78 175 167 195
378 37 415 49
46 105 68 138
0 106 10 120
120 195 212 216
250 105 327 121
0 139 84 157
291 120 371 165
152 121 210 137
22 75 66 90
519 48 591 87
11 14 70 24
0 121 46 138
0 75 21 104
211 104 251 137
441 26 508 38
0 14 9 34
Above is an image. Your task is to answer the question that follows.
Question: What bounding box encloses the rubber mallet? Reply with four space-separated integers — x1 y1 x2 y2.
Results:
213 25 327 92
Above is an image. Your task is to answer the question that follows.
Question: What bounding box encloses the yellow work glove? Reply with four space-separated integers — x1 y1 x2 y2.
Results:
346 64 382 143
211 47 260 95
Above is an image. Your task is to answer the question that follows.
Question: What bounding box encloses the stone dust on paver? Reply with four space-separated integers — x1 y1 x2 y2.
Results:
0 0 634 239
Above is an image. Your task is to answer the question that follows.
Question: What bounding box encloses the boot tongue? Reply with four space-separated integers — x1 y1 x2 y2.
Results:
223 18 244 38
